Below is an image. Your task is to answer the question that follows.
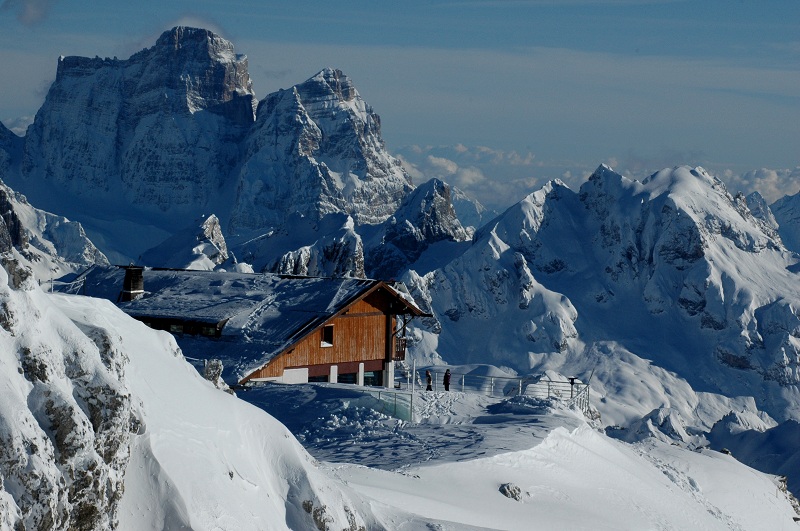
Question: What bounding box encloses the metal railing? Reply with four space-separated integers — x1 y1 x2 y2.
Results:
410 369 590 415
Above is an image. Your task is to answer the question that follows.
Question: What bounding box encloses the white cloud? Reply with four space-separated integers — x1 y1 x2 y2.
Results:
1 115 34 136
722 167 800 204
396 144 554 210
426 155 459 176
454 167 486 187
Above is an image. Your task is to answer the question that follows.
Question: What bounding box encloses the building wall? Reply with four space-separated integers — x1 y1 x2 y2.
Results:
243 291 397 381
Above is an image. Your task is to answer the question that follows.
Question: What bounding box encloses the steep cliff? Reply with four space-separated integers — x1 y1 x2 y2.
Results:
229 68 412 234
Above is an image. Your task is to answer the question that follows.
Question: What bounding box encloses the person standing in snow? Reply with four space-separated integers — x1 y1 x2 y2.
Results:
443 369 451 391
426 370 433 391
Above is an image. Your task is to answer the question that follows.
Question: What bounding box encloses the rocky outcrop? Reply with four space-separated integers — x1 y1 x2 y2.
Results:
0 183 26 251
229 68 412 233
140 214 229 270
367 178 469 279
0 261 132 530
267 215 366 278
0 179 108 279
746 191 782 243
0 121 21 178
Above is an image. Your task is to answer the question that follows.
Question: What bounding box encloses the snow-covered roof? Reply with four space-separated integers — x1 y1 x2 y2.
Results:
79 266 426 380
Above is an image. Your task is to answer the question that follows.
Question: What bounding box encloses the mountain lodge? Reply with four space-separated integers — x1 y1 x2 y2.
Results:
78 266 428 386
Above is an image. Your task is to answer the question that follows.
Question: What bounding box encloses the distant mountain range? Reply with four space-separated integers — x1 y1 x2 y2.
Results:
0 27 471 279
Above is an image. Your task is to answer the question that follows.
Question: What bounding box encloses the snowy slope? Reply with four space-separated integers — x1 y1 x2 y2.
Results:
0 259 132 529
244 383 800 530
52 294 377 531
0 259 379 529
338 425 797 531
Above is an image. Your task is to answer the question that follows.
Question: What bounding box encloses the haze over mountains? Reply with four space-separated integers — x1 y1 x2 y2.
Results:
2 25 800 528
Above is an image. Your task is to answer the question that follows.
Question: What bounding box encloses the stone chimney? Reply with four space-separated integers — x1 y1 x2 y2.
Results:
121 266 144 301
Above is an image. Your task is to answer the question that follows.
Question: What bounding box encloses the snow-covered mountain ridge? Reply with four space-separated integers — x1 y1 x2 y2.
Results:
407 164 800 424
0 179 108 281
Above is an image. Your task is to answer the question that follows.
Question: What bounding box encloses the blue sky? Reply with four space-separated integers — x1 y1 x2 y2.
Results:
1 0 798 209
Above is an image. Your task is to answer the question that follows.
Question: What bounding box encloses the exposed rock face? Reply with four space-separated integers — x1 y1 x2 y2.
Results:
20 26 256 219
450 185 492 237
0 179 108 280
746 191 781 242
367 178 469 279
268 216 366 278
0 262 132 530
140 214 229 270
0 121 21 178
229 68 412 233
499 483 522 501
0 183 26 252
10 30 420 269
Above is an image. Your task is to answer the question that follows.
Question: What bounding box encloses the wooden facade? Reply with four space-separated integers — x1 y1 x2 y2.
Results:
241 286 411 384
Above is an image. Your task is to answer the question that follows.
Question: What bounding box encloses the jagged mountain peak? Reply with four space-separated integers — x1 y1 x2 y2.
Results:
365 178 469 279
10 25 259 257
474 178 569 247
0 179 108 280
588 163 621 181
639 166 727 199
578 165 783 256
129 25 255 112
155 26 234 54
230 66 411 233
140 214 229 270
0 120 17 144
304 67 358 103
746 190 782 243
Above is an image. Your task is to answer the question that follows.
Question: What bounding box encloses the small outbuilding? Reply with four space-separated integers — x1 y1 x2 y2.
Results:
79 266 428 386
